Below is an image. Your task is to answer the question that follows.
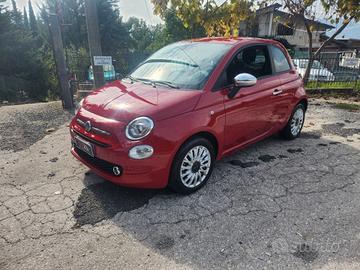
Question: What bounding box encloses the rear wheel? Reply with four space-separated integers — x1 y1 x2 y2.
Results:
169 137 215 194
281 104 305 140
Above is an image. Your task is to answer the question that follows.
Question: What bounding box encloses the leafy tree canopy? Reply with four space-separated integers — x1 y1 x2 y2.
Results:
151 0 254 37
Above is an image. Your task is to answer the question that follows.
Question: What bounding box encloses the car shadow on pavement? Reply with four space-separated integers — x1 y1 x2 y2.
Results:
73 131 360 269
73 180 161 227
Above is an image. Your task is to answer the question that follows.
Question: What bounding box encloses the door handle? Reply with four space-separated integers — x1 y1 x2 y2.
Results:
273 89 283 96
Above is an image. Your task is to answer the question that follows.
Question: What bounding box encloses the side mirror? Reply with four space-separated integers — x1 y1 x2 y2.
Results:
228 73 257 98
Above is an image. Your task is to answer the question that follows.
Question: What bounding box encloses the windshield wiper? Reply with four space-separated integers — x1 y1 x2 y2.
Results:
145 58 199 68
125 76 179 89
123 75 139 83
136 78 179 89
151 80 179 89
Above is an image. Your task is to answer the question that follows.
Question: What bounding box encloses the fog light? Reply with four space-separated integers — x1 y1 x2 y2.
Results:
129 145 153 159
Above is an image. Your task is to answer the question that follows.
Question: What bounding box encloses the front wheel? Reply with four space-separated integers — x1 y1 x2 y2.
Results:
169 137 215 194
281 104 305 140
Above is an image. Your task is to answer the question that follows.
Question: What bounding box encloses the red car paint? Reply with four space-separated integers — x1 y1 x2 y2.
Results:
70 37 307 189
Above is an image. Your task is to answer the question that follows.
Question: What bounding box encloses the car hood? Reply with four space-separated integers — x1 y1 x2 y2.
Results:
82 80 202 122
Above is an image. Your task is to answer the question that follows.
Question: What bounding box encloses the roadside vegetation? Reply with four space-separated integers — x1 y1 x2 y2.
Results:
306 81 360 91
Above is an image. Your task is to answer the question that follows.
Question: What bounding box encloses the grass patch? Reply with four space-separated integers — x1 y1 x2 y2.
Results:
306 81 359 90
333 103 360 111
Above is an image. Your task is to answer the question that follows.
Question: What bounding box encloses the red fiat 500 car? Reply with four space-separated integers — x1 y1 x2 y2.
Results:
70 37 307 193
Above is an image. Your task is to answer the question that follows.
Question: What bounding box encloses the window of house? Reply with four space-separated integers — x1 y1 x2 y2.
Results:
270 46 291 73
213 45 272 90
277 23 294 36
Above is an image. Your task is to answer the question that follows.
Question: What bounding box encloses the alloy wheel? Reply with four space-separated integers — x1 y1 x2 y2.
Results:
180 145 211 188
290 107 304 136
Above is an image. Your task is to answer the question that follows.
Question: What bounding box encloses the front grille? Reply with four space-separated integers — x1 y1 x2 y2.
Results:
73 129 110 148
74 147 122 176
76 118 111 136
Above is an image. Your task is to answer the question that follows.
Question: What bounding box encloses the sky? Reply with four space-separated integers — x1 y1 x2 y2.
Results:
11 0 360 39
15 0 163 24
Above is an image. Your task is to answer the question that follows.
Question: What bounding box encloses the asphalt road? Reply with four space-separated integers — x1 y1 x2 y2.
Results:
0 99 360 270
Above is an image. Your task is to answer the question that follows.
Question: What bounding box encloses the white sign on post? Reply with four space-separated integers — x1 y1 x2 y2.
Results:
340 58 360 68
94 56 112 66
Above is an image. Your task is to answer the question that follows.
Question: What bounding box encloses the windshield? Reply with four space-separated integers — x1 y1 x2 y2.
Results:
296 59 324 69
128 42 232 90
311 61 324 69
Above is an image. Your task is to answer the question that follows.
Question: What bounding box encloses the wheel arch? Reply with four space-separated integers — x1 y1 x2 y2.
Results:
298 98 308 111
174 130 220 162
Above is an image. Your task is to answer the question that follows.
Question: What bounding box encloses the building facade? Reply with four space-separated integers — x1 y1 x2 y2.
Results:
239 4 334 51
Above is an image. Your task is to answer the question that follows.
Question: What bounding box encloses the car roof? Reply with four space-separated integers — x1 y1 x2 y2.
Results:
187 37 281 47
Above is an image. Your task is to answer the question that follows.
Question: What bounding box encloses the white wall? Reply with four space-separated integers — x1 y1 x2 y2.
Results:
257 14 325 49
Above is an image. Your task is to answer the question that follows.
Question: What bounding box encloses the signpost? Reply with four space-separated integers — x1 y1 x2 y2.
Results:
340 58 360 69
94 56 112 66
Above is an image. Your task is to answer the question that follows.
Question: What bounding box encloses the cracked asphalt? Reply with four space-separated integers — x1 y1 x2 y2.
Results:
0 99 360 270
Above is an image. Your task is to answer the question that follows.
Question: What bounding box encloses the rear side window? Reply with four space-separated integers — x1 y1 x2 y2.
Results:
270 46 291 73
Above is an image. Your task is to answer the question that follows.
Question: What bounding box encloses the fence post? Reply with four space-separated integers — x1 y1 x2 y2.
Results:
355 64 360 92
315 55 319 90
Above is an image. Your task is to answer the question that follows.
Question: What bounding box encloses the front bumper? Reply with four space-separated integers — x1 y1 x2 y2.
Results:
71 143 170 189
69 114 173 189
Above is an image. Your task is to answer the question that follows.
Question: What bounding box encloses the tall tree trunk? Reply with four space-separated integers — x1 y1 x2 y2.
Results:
303 18 313 84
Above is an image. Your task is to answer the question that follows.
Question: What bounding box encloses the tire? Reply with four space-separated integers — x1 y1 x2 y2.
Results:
281 104 306 140
169 137 215 194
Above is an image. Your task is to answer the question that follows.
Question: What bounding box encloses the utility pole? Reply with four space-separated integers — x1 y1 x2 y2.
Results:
49 14 73 110
84 0 105 88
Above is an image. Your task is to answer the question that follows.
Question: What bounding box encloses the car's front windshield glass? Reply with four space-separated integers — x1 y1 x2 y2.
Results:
312 61 324 69
128 42 232 90
298 61 307 69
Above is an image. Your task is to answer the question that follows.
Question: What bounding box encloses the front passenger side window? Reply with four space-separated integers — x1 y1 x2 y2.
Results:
214 45 272 90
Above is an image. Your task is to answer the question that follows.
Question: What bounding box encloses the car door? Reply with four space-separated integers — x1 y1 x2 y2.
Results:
268 45 299 127
214 45 281 151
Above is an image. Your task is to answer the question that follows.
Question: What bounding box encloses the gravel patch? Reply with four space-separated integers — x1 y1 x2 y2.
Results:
0 101 72 152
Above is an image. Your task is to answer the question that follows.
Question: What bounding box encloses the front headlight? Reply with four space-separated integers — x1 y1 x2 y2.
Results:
125 116 154 140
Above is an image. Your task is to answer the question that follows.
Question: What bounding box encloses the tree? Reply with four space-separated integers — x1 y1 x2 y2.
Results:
126 17 155 52
281 0 360 83
11 0 22 26
314 0 360 57
28 0 38 35
42 0 88 49
146 24 168 51
0 1 53 101
96 0 131 74
151 0 254 37
163 8 205 40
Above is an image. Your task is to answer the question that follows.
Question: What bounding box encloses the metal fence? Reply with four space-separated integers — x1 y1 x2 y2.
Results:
70 52 150 100
293 52 360 91
70 51 360 98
